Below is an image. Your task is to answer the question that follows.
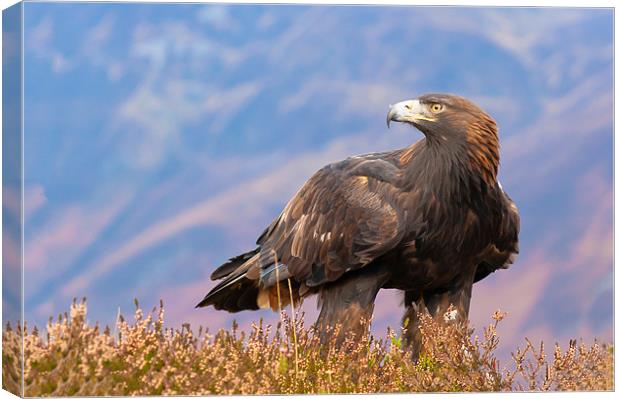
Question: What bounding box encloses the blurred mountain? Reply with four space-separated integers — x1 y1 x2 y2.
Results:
19 3 612 359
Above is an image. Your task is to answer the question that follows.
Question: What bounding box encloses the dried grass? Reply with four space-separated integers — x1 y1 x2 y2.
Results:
1 299 613 396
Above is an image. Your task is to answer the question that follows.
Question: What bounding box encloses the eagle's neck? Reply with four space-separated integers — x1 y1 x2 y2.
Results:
464 120 500 187
402 136 499 202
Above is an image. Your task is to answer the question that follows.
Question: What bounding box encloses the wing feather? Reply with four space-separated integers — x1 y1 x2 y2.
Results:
258 156 406 287
475 186 520 282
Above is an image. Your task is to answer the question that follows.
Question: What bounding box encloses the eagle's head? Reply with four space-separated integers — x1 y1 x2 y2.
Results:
387 93 496 139
387 93 500 184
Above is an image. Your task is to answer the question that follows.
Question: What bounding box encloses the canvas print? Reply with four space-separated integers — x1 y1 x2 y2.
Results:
1 1 614 396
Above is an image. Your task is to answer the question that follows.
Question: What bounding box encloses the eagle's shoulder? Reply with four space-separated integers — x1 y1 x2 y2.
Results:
322 149 404 185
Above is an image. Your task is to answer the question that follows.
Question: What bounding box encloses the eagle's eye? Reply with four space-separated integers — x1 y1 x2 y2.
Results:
430 103 444 113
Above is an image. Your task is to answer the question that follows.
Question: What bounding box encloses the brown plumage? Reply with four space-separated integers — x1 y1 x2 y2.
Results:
196 93 519 353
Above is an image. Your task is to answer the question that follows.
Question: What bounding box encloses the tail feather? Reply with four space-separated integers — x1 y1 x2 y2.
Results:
196 249 263 312
195 273 261 312
210 248 260 280
197 248 299 313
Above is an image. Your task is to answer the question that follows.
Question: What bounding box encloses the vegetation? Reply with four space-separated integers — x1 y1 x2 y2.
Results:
2 299 613 396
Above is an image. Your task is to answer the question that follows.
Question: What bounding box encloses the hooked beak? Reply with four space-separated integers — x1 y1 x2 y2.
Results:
386 99 434 128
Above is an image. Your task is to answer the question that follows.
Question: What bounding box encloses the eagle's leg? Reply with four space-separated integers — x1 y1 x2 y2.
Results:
402 270 476 360
424 280 474 323
401 293 426 361
315 267 389 347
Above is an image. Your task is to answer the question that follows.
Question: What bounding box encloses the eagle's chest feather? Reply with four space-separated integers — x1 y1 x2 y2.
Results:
382 186 502 290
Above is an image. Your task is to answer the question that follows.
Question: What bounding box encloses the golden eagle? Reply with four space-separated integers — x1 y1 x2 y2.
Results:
196 93 519 350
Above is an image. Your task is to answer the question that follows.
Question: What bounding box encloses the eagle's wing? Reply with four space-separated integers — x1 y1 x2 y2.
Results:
474 185 520 282
256 156 407 288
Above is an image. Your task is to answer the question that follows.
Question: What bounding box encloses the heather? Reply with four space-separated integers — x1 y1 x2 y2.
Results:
2 299 613 396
